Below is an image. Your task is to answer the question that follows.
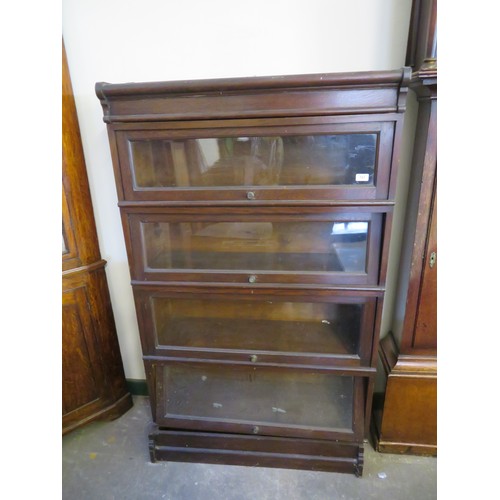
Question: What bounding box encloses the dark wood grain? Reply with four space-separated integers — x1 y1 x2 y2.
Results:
97 67 408 474
412 188 436 347
96 69 410 123
400 95 436 353
97 69 408 96
149 428 364 475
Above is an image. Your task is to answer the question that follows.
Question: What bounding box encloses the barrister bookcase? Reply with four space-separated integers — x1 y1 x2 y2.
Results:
96 68 410 475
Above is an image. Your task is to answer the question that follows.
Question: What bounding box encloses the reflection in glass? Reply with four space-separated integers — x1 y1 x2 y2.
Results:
62 224 69 255
130 134 377 188
141 220 368 274
163 364 354 430
151 296 363 355
331 222 368 273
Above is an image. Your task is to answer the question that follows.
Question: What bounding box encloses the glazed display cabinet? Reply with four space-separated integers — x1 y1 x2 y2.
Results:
96 68 410 475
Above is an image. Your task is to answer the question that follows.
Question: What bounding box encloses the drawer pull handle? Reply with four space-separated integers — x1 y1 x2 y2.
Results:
252 426 259 434
248 275 257 283
246 191 255 200
249 354 258 363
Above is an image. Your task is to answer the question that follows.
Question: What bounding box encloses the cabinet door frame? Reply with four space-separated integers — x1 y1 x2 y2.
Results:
113 117 396 203
124 206 388 287
154 359 367 442
133 285 382 366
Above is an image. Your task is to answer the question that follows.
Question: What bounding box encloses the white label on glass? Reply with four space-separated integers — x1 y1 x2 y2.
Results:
355 173 370 182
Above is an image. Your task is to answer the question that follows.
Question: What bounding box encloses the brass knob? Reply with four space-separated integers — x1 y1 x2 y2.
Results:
248 275 257 283
247 191 255 200
249 354 258 363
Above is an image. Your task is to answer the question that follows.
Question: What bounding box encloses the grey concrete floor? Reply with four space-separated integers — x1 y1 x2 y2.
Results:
62 396 436 500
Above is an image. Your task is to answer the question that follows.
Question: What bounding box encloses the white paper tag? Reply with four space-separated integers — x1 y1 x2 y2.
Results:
355 173 370 182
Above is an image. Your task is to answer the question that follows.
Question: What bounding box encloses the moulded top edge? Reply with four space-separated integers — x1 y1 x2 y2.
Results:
95 67 411 100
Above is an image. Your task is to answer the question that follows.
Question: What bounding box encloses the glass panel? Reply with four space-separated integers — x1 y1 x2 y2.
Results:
331 222 368 272
141 220 368 274
62 232 68 254
130 134 376 188
152 296 363 355
163 364 354 430
62 223 69 255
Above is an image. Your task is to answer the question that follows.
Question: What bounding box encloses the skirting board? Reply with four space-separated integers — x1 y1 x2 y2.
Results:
126 379 149 396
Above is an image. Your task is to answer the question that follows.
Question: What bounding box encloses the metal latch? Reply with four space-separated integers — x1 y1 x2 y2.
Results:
429 251 436 268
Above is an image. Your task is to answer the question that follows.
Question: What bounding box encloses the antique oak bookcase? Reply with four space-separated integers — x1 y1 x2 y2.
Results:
96 68 410 475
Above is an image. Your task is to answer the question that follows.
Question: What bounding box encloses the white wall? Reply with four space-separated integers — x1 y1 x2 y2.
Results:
62 0 413 379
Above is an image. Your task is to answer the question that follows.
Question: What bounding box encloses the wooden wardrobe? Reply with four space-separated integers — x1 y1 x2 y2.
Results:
62 41 133 434
372 0 437 455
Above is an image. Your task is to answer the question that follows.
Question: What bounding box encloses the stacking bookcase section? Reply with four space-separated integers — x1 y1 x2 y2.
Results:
96 68 410 476
113 122 395 203
154 361 366 441
124 207 386 286
134 286 382 366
